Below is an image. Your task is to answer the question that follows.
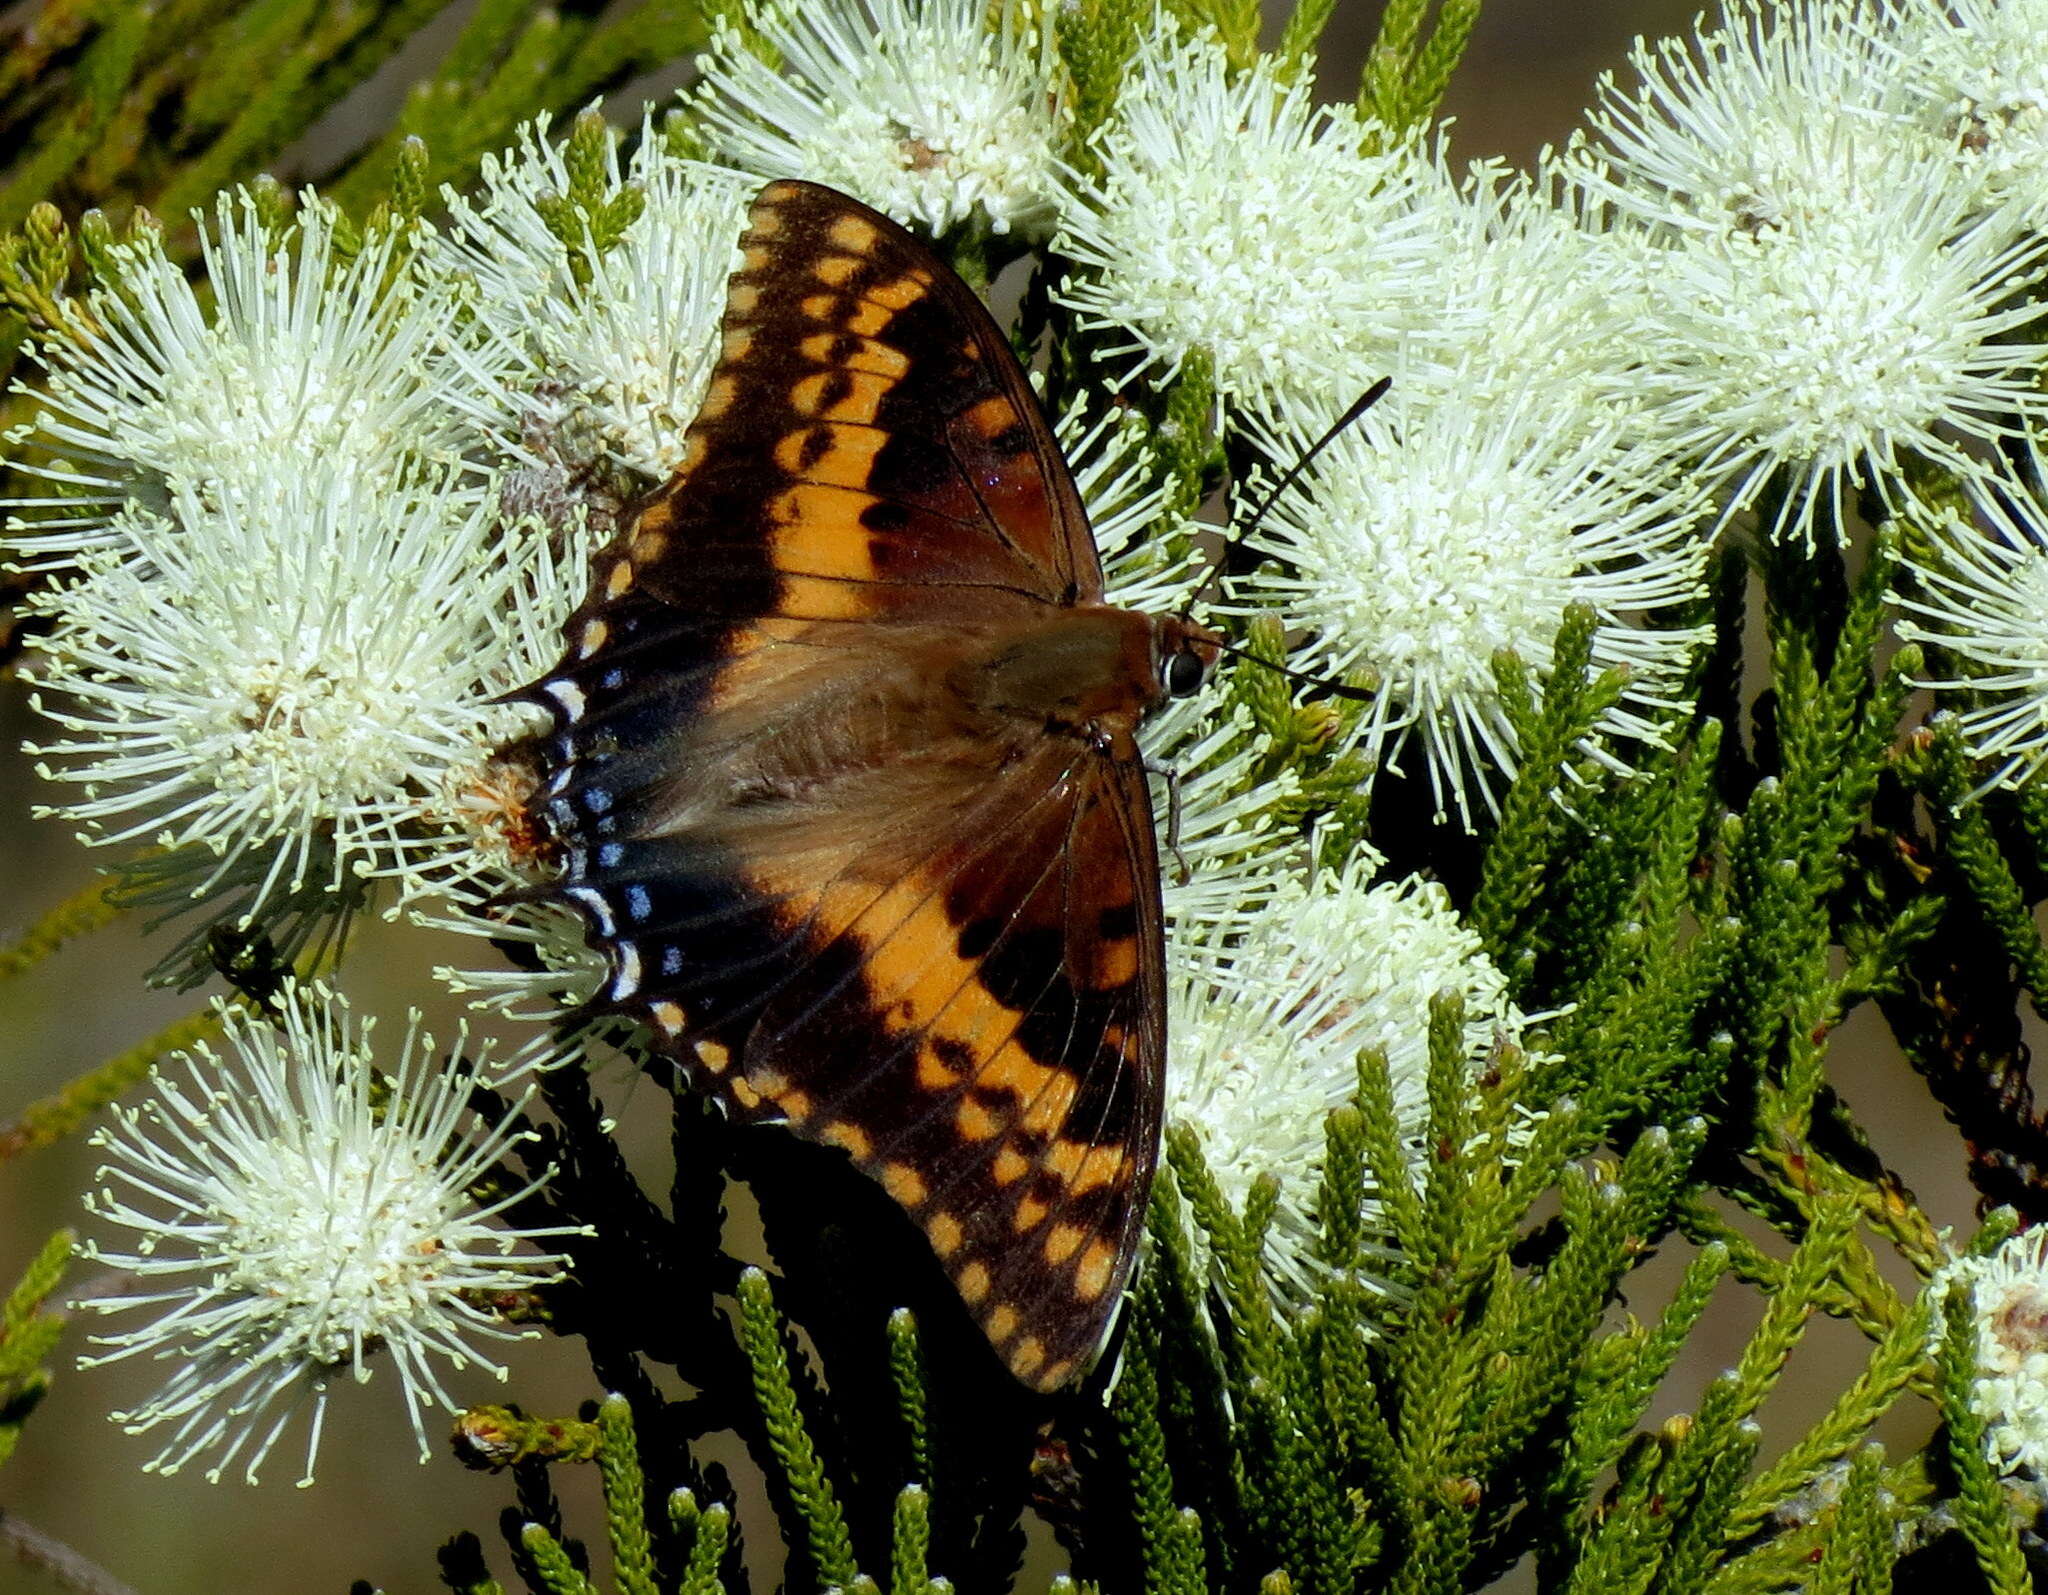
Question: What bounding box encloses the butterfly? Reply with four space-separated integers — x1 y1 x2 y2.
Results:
521 179 1220 1391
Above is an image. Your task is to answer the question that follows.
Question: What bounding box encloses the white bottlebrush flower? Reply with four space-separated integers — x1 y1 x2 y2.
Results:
77 984 574 1486
1054 28 1452 406
1165 854 1523 1298
1400 169 1653 424
1235 377 1713 823
18 464 583 918
438 117 753 481
8 189 486 563
1571 0 2048 544
1933 1226 2048 1486
691 0 1068 240
1894 443 2048 789
1877 0 2048 214
1571 0 1921 233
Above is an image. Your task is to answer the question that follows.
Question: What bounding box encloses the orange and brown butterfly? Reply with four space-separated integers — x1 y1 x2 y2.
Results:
518 179 1220 1391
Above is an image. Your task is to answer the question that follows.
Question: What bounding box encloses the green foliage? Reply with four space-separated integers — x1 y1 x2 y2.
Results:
1057 0 1152 157
1166 0 1261 74
0 0 710 231
532 110 649 288
1469 602 1629 961
441 1259 972 1595
887 1308 933 1486
0 875 123 983
736 1266 863 1590
1359 0 1484 131
1937 1293 2031 1595
0 1229 70 1469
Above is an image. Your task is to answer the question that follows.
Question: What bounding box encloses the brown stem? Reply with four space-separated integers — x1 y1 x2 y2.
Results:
0 1508 143 1595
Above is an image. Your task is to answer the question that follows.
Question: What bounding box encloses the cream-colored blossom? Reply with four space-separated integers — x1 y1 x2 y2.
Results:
1055 28 1451 406
1934 1227 2048 1486
1571 0 2048 545
78 985 574 1486
692 0 1067 239
1235 374 1712 822
1165 853 1524 1297
9 191 489 565
438 116 752 481
19 464 581 918
1895 438 2048 790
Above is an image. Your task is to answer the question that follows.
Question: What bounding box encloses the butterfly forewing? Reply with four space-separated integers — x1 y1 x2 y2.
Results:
628 180 1096 620
528 181 1164 1390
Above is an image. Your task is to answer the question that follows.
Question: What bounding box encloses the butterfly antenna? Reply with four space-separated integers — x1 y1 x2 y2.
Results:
1188 375 1392 610
1208 635 1375 702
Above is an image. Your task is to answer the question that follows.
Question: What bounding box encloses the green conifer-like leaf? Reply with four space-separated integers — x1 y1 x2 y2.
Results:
671 1493 733 1595
1472 606 1621 957
735 1267 862 1591
1732 1299 1930 1532
1111 1266 1196 1595
1650 1416 1761 1595
885 1308 932 1487
1275 0 1339 69
518 1522 597 1595
889 1486 931 1595
1056 0 1149 155
592 1396 658 1595
0 1228 70 1469
1928 721 2048 998
1935 1292 2030 1594
1544 1243 1728 1555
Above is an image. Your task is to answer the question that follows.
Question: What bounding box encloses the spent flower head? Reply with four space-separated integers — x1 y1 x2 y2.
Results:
691 0 1068 240
1054 27 1451 406
77 984 574 1486
1934 1225 2048 1487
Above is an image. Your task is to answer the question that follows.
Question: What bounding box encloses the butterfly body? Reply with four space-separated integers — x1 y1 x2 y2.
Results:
524 180 1214 1390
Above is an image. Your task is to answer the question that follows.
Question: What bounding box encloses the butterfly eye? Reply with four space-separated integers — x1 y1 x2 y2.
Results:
1164 647 1208 698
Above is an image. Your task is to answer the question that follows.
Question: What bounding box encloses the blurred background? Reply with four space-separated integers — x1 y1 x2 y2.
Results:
0 2 1982 1592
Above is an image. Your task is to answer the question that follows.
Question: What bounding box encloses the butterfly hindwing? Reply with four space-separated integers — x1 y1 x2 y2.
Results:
528 182 1166 1391
731 741 1161 1386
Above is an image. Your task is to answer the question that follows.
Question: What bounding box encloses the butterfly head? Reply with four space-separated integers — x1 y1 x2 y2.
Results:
1153 614 1222 703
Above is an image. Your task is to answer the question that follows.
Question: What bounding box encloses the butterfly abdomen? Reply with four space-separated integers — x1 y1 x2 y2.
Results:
950 605 1163 736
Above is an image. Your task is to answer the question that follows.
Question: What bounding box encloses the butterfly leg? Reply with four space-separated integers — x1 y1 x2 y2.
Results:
1142 758 1190 885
